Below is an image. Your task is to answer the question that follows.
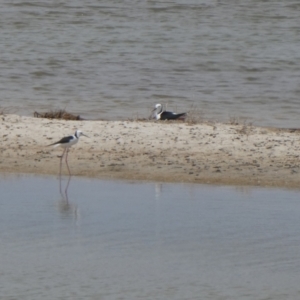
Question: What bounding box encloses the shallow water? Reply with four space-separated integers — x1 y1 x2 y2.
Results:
0 1 300 127
1 174 300 299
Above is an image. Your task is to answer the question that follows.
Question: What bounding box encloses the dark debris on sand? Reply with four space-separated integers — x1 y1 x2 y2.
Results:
34 110 82 120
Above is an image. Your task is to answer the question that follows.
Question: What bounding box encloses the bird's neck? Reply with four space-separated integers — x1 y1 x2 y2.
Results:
158 105 163 114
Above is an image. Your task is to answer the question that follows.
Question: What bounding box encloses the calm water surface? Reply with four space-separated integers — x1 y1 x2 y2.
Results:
0 1 300 127
1 174 300 299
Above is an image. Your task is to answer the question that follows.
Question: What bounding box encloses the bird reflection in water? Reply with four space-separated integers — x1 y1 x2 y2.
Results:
58 175 79 219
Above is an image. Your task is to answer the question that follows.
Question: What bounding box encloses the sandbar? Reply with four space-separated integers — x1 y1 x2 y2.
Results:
1 114 300 188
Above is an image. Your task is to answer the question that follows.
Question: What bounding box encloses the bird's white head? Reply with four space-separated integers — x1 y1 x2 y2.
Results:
151 103 162 112
150 103 163 120
75 130 89 138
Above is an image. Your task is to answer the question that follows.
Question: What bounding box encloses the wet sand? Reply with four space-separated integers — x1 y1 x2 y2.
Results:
1 114 300 188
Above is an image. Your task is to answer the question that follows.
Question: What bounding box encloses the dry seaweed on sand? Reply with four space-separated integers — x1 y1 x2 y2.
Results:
0 107 15 115
34 110 82 120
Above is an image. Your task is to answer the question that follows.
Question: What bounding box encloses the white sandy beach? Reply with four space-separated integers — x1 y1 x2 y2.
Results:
1 114 300 188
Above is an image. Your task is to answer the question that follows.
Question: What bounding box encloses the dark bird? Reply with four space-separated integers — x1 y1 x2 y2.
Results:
151 103 187 120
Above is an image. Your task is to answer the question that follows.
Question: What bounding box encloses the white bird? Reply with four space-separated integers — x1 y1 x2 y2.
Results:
151 103 187 120
48 130 89 176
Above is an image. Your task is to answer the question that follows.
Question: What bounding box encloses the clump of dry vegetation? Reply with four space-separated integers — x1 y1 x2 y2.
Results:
0 107 14 115
185 104 219 125
228 116 252 127
229 117 254 138
34 109 82 120
185 108 203 125
236 121 253 137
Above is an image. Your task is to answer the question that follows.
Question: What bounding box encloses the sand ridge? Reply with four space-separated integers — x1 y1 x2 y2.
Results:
1 114 300 188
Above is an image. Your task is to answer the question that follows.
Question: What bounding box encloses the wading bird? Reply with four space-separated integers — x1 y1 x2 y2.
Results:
48 130 89 176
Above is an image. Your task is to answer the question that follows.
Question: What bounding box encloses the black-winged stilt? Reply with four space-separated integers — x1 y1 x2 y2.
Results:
151 103 187 120
48 130 89 176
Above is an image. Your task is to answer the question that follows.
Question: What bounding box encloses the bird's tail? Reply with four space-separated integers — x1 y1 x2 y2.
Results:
47 142 60 148
178 112 187 118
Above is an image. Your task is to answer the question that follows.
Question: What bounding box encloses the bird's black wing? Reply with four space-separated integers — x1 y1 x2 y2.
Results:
161 111 187 120
47 135 73 146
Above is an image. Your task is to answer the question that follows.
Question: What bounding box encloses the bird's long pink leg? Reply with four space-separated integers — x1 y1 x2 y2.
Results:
60 148 66 177
65 148 71 176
